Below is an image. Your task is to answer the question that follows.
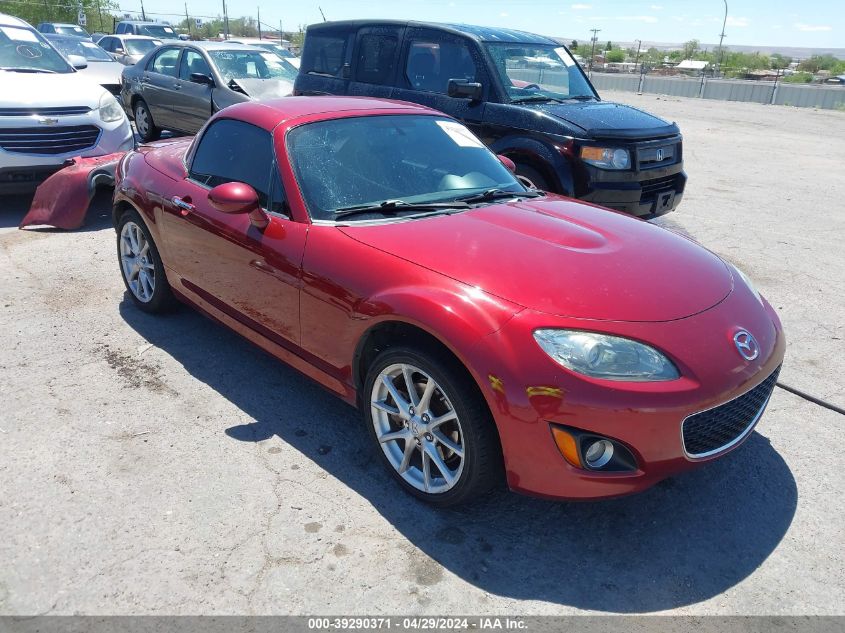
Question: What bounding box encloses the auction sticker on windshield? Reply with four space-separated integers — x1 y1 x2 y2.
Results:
436 120 485 148
1 26 39 42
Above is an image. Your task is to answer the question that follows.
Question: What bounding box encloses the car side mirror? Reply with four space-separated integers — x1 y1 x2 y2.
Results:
497 155 516 173
190 72 214 86
68 54 88 70
208 182 269 230
447 79 483 101
114 47 124 54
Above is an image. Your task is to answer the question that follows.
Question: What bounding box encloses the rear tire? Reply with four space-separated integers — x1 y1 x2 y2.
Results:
116 209 175 313
133 99 161 142
363 345 504 507
515 163 550 192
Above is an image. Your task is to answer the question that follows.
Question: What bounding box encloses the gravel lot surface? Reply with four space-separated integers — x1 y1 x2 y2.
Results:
1 94 843 616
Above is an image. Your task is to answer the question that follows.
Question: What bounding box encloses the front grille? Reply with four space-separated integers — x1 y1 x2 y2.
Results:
0 106 92 116
682 366 781 458
0 125 101 155
639 143 678 168
640 175 677 201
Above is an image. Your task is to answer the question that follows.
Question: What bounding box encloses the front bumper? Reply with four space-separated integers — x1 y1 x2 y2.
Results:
469 285 785 500
579 162 688 219
0 114 133 194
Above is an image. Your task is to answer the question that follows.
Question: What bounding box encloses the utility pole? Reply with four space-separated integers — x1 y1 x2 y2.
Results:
257 6 262 39
588 28 601 77
140 0 146 21
716 0 728 77
184 3 190 36
279 20 283 43
222 0 229 39
634 39 642 73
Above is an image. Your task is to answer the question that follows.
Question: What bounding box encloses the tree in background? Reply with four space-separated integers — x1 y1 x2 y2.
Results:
0 0 118 33
682 39 700 60
606 49 625 63
605 40 612 51
570 40 578 50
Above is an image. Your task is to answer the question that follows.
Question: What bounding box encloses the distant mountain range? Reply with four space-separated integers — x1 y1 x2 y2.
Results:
558 38 845 60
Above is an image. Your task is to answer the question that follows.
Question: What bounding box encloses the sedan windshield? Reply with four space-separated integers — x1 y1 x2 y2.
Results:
484 42 596 102
209 50 297 82
50 37 112 61
138 24 177 39
287 115 526 221
0 25 72 73
125 38 161 55
54 25 89 37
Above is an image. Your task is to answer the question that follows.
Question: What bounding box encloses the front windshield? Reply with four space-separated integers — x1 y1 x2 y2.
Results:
484 42 596 102
55 25 89 37
52 37 112 61
0 25 72 73
209 50 297 82
139 25 177 39
125 38 161 55
287 115 525 221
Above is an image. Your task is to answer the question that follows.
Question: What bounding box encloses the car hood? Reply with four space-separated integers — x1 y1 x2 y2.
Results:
77 61 124 86
339 197 733 322
0 70 106 108
231 77 294 99
533 100 679 140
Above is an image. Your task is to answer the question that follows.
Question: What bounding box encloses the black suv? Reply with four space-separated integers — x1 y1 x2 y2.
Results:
294 21 687 218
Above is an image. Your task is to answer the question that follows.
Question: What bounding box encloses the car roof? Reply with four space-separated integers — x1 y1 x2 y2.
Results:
307 19 558 45
114 34 160 39
220 96 441 130
154 40 264 51
117 20 164 25
0 13 33 28
45 22 80 27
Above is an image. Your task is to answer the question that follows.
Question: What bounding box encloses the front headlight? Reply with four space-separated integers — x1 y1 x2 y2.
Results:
580 146 630 170
533 329 679 381
731 263 763 304
99 93 124 123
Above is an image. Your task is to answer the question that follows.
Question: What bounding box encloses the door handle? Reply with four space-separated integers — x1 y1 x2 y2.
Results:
171 196 195 216
173 83 181 89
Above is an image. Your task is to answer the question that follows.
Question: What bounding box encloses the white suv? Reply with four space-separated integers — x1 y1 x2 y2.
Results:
0 14 134 194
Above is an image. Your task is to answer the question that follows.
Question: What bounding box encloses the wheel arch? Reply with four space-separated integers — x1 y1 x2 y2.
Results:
491 135 575 195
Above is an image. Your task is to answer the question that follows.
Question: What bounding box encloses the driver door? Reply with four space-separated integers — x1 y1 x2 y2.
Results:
161 118 306 346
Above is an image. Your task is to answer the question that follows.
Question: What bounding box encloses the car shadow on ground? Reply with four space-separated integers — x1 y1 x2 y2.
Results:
0 189 114 232
119 298 797 613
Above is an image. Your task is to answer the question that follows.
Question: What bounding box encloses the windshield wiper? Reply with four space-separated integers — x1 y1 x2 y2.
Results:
562 95 597 101
0 67 57 74
454 188 544 204
511 96 563 104
333 199 470 221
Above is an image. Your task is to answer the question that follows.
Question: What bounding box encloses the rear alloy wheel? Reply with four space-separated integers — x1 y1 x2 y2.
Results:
364 347 503 506
117 210 174 313
133 99 160 142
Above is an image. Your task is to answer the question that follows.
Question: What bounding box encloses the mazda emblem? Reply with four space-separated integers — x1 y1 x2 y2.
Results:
733 330 759 361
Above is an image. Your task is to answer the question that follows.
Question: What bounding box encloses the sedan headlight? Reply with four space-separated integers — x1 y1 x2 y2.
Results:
731 263 763 304
580 146 630 170
99 93 124 123
533 329 679 381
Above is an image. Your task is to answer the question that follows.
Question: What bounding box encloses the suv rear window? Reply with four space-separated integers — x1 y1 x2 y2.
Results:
302 32 351 77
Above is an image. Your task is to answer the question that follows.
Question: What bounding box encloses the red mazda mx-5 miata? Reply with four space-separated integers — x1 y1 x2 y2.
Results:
113 96 785 506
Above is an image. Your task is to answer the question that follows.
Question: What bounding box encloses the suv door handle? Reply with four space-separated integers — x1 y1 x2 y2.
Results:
171 196 195 216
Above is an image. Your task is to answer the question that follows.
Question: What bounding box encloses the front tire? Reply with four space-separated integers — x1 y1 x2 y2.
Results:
117 209 174 313
363 346 503 506
133 99 161 142
515 163 550 192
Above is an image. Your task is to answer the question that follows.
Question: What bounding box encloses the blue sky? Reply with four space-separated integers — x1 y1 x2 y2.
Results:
136 0 842 48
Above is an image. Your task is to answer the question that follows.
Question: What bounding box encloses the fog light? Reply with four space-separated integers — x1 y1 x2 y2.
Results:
584 439 614 469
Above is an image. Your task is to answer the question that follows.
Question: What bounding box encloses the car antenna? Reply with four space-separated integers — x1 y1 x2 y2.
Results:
318 6 327 21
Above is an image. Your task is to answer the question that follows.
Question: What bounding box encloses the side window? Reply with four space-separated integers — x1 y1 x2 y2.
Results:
405 38 478 94
99 37 113 52
301 31 352 77
116 24 125 34
179 50 211 80
149 47 180 76
189 119 284 213
355 34 397 85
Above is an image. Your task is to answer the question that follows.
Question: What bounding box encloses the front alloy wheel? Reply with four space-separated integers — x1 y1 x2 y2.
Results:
371 362 465 494
364 347 503 506
116 209 174 313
